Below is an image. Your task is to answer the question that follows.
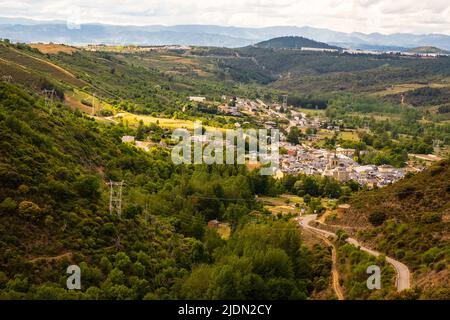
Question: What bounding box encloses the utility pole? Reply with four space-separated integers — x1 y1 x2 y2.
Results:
92 93 96 116
108 181 124 217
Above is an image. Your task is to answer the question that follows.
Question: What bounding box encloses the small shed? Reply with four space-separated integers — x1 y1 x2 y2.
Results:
337 204 351 215
121 136 135 143
207 219 220 229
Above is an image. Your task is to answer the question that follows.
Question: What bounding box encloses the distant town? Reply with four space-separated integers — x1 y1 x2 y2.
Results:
119 94 441 188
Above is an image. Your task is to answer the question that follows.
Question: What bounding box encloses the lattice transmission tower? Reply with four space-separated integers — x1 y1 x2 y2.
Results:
282 94 288 109
2 75 13 83
108 181 124 217
43 89 56 113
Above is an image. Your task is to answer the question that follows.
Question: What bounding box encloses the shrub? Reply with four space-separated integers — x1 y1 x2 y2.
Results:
397 185 415 200
419 212 442 224
430 165 444 176
368 210 386 226
18 201 41 216
123 205 143 219
81 99 93 107
0 197 17 214
73 175 101 200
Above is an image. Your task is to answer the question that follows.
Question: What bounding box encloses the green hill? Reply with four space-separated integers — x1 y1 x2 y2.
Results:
407 46 450 54
254 36 340 50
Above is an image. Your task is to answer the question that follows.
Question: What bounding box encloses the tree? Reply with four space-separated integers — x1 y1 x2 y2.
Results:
73 175 101 200
0 197 17 214
287 127 303 145
123 205 143 219
136 120 146 140
18 201 41 216
368 210 387 226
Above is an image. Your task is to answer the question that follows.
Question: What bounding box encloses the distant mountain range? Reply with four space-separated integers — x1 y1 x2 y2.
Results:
0 17 449 50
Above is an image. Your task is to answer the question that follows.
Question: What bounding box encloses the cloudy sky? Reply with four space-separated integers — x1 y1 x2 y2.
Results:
1 0 449 34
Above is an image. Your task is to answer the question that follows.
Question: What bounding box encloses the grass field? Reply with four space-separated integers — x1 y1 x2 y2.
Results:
117 112 226 132
259 194 304 216
347 112 401 121
0 44 85 88
296 108 326 116
29 43 78 55
339 130 360 142
64 89 115 114
372 81 450 97
317 129 334 139
139 54 215 77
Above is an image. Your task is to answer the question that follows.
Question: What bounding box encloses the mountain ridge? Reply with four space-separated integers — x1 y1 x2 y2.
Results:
0 18 450 50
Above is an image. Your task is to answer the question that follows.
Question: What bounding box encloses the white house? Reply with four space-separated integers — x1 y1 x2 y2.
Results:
189 96 206 102
121 136 135 143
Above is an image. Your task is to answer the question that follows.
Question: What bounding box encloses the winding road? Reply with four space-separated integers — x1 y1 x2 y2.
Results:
299 214 411 292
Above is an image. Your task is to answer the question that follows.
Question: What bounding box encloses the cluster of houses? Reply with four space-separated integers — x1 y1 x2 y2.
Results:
84 45 191 53
218 96 296 117
297 47 449 59
301 47 339 53
279 142 405 188
218 97 271 116
343 48 449 58
120 94 424 189
121 136 167 151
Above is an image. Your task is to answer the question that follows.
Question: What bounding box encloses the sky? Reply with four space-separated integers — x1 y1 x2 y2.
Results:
0 0 449 35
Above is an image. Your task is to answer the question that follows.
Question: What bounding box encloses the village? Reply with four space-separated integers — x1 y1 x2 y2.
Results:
119 95 434 189
278 142 406 188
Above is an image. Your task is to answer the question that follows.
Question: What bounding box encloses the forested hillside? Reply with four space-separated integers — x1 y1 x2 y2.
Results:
0 82 330 299
254 36 340 50
334 160 450 298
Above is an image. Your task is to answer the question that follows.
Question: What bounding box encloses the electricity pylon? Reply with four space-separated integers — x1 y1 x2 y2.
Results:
2 75 13 83
282 94 288 109
108 181 124 217
433 139 442 150
115 235 122 251
43 89 56 113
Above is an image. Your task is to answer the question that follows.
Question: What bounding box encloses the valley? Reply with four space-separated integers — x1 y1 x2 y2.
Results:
0 34 449 301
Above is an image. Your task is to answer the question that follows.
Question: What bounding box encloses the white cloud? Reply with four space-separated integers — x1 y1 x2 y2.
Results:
0 0 449 34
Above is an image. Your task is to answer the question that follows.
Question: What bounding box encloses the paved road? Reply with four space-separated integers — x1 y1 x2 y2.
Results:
299 215 411 292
